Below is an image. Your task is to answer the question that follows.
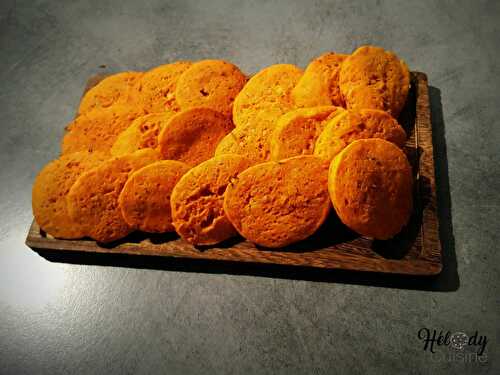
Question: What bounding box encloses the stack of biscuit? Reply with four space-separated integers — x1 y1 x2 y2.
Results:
32 45 414 248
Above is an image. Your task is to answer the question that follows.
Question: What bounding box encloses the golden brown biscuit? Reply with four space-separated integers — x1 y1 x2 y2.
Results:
110 112 176 157
233 64 303 128
215 121 273 165
329 138 413 239
224 155 331 248
118 160 190 233
62 105 146 155
158 107 234 166
175 59 247 117
292 52 348 108
339 45 410 117
314 109 406 161
32 151 108 239
271 106 345 160
67 149 161 243
136 61 192 113
170 154 252 245
78 72 143 114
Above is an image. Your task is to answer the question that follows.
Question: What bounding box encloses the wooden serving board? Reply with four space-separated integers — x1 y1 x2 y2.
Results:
26 72 442 276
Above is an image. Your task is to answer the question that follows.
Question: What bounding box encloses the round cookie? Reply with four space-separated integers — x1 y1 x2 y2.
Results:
339 45 410 117
292 52 348 108
32 151 108 239
271 106 345 160
224 155 331 248
62 104 146 155
136 61 192 113
233 64 303 129
329 138 413 240
158 107 234 166
78 72 143 114
215 121 273 165
111 112 176 157
170 154 252 245
314 109 406 161
67 149 161 243
175 59 247 117
119 160 190 233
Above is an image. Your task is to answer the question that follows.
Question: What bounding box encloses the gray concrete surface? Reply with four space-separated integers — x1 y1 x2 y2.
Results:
0 0 499 374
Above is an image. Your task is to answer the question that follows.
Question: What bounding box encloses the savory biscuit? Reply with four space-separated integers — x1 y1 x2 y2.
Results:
175 59 247 117
339 45 410 117
78 72 143 114
233 64 303 128
224 155 331 248
136 61 192 113
292 52 348 108
62 104 146 155
170 154 252 245
215 121 273 164
271 106 345 160
314 109 406 161
67 149 161 243
158 107 234 166
32 151 108 239
119 160 190 233
329 138 413 239
111 112 176 157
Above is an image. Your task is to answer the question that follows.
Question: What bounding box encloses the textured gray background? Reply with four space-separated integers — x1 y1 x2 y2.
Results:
0 0 499 374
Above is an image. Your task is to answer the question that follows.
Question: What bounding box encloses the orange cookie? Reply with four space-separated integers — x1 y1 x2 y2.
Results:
215 121 273 165
158 107 234 166
314 109 406 161
233 64 303 128
136 61 192 113
67 149 161 243
111 112 176 157
270 106 345 160
170 154 252 245
292 52 348 108
118 160 190 233
175 59 247 117
339 45 410 117
78 72 143 114
62 104 146 155
329 138 413 239
32 151 108 239
224 155 331 248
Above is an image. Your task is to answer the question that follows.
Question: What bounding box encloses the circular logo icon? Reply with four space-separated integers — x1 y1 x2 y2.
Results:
450 332 468 350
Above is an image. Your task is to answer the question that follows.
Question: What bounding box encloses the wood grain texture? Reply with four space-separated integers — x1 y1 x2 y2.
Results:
26 72 442 276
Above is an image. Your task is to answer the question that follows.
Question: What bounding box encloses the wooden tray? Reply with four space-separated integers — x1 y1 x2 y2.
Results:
26 72 442 276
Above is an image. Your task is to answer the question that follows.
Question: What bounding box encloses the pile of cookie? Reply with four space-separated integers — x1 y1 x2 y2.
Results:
32 45 413 248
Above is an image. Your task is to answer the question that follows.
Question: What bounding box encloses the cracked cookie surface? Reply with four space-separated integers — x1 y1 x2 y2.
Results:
119 160 190 233
314 108 406 161
32 151 108 239
339 45 410 117
158 107 234 166
233 64 303 129
111 112 176 157
170 154 252 245
292 52 348 108
175 59 247 117
78 72 143 114
67 149 161 243
271 106 345 160
329 138 413 239
215 120 274 165
224 155 330 248
62 104 146 155
136 61 192 113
